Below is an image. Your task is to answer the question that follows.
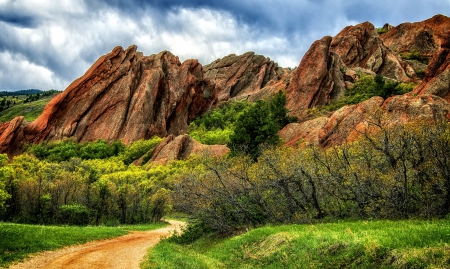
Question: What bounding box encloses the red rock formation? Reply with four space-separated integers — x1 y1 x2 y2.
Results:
330 21 412 80
150 134 229 165
381 14 450 56
204 52 288 102
0 116 25 157
24 46 215 145
286 21 414 119
280 94 450 147
286 36 346 117
412 46 450 101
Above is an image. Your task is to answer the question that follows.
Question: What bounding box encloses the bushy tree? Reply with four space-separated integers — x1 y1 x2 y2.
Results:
228 100 280 160
228 91 294 160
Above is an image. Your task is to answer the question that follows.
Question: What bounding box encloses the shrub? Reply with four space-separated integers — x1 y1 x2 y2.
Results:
58 203 90 225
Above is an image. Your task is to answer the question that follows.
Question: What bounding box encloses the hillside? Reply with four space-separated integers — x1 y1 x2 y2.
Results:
146 219 450 269
0 95 57 123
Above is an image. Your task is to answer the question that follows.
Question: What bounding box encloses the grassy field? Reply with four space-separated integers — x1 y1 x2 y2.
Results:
0 95 56 123
144 219 450 269
0 222 167 267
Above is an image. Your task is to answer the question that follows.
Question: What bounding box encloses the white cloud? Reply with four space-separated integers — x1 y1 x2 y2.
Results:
0 51 64 90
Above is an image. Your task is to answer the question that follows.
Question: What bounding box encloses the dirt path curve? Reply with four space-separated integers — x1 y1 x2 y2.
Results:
8 220 185 269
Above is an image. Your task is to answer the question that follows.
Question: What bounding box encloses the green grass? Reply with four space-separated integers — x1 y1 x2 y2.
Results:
0 95 55 123
144 219 450 269
0 222 167 267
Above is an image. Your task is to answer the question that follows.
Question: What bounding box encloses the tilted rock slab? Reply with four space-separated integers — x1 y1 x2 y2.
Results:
0 46 219 157
25 45 215 145
204 52 288 102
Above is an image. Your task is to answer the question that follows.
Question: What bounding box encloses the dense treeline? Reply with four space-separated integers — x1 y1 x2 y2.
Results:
0 137 180 225
174 114 450 234
0 90 61 113
0 89 42 97
1 90 450 235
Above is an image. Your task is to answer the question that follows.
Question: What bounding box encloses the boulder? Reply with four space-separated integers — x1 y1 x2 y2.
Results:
150 134 229 165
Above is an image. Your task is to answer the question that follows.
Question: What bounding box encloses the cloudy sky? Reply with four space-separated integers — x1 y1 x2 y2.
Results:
0 0 449 91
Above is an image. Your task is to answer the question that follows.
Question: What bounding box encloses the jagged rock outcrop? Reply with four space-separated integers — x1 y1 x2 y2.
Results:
330 21 413 80
286 21 414 119
280 94 450 147
381 14 450 56
150 134 229 165
0 116 25 157
23 45 215 145
203 52 288 102
411 43 450 101
1 15 450 160
286 36 346 116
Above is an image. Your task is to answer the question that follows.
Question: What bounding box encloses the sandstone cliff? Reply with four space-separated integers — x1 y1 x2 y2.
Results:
381 14 450 56
286 20 415 119
25 45 214 145
204 52 289 102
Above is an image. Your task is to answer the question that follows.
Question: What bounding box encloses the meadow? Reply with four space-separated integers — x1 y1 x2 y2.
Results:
144 219 450 269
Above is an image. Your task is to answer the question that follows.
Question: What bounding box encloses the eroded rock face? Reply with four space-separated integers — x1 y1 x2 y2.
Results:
24 46 215 145
330 21 411 81
280 94 450 147
381 14 450 56
286 21 413 119
203 52 288 102
0 116 25 157
150 134 229 165
412 46 450 101
286 36 346 117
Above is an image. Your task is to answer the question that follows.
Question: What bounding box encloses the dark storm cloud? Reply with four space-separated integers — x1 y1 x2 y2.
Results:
0 11 36 28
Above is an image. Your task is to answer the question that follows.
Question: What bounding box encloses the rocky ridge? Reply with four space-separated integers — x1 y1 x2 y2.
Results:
1 15 450 159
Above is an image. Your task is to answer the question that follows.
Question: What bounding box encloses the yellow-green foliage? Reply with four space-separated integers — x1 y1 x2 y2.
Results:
0 137 184 225
121 137 163 165
188 100 252 145
0 154 12 209
173 118 450 234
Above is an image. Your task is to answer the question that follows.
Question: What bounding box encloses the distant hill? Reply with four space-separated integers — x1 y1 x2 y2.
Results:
0 89 42 97
0 90 61 123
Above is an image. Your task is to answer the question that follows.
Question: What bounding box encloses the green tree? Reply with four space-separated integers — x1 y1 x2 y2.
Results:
228 100 280 160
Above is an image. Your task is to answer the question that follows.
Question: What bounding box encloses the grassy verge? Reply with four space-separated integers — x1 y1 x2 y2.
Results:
0 222 167 267
144 219 450 269
0 96 54 123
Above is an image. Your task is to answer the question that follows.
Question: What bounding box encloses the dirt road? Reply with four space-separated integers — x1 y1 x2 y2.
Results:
8 220 185 269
